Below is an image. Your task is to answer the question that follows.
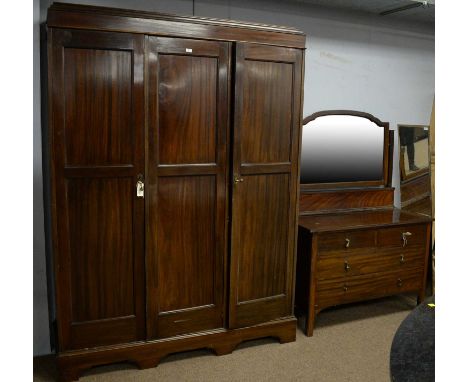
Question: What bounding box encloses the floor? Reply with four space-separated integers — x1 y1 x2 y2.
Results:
34 295 418 382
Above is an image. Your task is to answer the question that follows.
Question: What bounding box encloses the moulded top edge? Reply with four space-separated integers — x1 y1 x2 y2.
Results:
47 2 306 36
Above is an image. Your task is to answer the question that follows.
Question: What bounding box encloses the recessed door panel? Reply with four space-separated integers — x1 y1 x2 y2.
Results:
68 178 135 322
158 54 218 164
230 43 303 328
147 36 230 339
64 48 133 166
241 60 293 164
49 29 145 350
156 176 216 312
236 174 290 302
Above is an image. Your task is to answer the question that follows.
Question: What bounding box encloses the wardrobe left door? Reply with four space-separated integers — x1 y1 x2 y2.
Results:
48 29 146 351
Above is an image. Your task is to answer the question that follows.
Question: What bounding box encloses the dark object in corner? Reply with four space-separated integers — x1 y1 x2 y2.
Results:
390 295 435 382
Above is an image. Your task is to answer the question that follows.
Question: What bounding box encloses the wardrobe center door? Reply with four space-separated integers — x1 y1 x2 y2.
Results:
146 37 230 339
48 29 146 350
229 43 303 328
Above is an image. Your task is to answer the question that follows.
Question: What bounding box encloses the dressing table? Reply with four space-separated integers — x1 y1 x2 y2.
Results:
295 111 432 336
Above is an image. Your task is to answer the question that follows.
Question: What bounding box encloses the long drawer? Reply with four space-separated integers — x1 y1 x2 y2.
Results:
316 268 424 309
317 224 428 256
316 245 426 280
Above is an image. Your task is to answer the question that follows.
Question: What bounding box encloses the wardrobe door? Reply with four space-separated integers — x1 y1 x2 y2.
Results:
229 43 303 328
146 37 230 339
48 29 145 350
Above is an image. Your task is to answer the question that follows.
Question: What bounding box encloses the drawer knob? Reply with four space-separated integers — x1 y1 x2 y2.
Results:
343 284 348 292
397 278 403 287
400 254 405 264
402 232 412 247
345 238 351 248
344 261 351 272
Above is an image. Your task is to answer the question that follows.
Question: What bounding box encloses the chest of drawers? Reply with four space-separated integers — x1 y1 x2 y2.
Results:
295 209 432 336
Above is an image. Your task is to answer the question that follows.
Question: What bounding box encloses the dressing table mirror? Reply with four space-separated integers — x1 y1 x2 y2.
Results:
398 125 432 217
299 111 394 212
295 111 432 336
301 111 390 190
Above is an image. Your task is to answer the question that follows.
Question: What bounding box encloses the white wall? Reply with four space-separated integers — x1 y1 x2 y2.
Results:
34 0 434 355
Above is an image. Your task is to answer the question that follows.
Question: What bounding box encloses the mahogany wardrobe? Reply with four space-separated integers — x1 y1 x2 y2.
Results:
43 3 305 380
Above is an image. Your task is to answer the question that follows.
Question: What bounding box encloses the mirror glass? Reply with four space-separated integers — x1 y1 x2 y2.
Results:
398 125 429 180
301 115 385 184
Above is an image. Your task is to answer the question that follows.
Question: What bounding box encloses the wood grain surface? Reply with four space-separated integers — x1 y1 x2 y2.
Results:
146 36 229 339
229 43 303 329
300 188 394 214
48 29 146 351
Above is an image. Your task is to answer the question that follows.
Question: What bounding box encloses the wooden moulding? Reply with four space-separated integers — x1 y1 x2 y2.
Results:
57 317 297 382
400 173 432 217
299 187 395 215
47 2 306 49
402 196 432 217
401 173 431 206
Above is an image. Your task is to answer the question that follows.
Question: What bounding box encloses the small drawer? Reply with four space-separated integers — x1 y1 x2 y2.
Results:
316 269 424 309
316 246 427 280
377 224 427 248
318 230 375 254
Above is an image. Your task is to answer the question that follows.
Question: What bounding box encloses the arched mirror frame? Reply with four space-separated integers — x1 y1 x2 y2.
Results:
301 110 392 191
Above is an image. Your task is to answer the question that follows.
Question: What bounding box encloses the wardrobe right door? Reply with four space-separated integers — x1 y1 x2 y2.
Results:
229 43 303 328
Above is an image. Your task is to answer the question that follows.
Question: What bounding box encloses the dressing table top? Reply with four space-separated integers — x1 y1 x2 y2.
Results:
299 208 432 233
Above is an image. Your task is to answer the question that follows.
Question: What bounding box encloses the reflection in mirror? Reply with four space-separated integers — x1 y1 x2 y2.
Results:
398 125 429 181
301 115 384 184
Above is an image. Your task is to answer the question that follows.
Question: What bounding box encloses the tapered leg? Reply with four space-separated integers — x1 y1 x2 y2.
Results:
305 309 315 337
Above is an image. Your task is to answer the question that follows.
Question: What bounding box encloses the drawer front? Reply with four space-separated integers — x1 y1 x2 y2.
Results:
377 224 427 248
318 230 376 254
316 246 426 280
316 268 424 309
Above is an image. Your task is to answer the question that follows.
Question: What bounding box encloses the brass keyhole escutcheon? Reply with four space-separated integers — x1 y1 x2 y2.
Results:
397 278 403 287
345 238 350 248
136 174 144 198
344 261 350 272
343 284 348 292
400 254 405 264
